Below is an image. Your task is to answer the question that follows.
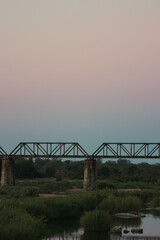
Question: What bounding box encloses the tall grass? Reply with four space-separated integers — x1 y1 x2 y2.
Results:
80 210 111 232
22 197 84 220
0 208 45 240
16 178 83 193
151 197 160 207
116 189 160 206
99 195 142 213
0 186 38 198
21 191 108 220
0 190 143 222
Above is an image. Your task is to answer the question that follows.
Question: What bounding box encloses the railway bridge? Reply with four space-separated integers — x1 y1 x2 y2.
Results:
1 142 160 190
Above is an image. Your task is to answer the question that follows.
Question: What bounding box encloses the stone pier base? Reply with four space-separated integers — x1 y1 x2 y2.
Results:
83 159 96 190
1 157 15 186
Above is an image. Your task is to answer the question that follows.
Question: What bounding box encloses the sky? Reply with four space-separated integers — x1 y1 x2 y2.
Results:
0 0 160 156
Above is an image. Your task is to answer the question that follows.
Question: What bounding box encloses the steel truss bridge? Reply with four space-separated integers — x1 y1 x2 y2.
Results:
92 143 160 159
10 142 88 158
1 142 160 159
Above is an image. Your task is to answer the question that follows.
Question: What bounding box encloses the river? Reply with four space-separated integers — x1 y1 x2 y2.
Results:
42 211 160 240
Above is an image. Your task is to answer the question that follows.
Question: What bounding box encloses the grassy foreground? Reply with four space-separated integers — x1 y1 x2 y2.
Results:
0 178 160 239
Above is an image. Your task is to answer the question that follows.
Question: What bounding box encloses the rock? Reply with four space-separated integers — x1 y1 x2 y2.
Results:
145 207 153 211
123 229 129 234
140 213 146 217
110 226 122 234
154 207 160 211
131 228 143 234
113 213 141 218
145 207 160 211
130 211 145 217
129 211 138 215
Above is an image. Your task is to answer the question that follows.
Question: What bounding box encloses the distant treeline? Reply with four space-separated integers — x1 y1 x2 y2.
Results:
1 158 160 181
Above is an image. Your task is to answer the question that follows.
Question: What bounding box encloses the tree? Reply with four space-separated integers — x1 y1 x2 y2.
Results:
15 159 38 179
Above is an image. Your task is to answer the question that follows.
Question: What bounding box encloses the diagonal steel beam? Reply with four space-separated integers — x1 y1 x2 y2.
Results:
0 146 7 155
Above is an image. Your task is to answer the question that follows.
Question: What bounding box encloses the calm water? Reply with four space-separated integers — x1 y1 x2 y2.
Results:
43 212 160 240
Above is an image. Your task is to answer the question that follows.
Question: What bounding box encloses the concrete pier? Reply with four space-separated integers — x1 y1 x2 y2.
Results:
1 157 15 186
83 159 96 190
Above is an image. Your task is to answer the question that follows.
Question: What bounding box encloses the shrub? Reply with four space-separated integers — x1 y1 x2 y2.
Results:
21 191 110 220
80 210 111 232
97 182 116 190
22 196 84 220
39 180 73 194
0 208 45 240
0 186 38 198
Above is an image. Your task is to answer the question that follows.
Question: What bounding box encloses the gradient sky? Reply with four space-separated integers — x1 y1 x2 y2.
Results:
0 0 160 155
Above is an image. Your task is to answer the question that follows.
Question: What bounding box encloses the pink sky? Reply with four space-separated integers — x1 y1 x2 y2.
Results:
0 0 160 153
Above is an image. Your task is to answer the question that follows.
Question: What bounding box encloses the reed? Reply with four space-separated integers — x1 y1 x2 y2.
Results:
99 195 142 213
151 197 160 207
80 210 111 232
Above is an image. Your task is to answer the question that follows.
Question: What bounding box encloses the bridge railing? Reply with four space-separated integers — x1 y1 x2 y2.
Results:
9 142 89 158
92 143 160 158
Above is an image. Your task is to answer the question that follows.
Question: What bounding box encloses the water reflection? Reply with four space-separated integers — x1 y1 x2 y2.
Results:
81 232 110 240
46 219 80 237
43 213 160 240
112 216 141 228
150 210 160 218
45 232 111 240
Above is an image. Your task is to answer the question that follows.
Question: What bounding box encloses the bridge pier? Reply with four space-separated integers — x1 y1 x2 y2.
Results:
83 159 96 190
1 157 15 186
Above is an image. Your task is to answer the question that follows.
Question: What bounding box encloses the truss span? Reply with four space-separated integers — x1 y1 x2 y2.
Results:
92 143 160 159
9 142 89 158
2 142 160 159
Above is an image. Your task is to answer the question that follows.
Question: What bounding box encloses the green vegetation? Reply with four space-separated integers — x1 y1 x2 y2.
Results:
99 195 142 213
17 191 110 220
0 178 83 196
116 189 160 207
0 157 160 238
80 210 111 232
0 208 45 240
151 197 160 208
22 196 84 220
97 181 116 190
0 186 38 198
1 158 160 189
0 186 159 238
13 158 84 180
